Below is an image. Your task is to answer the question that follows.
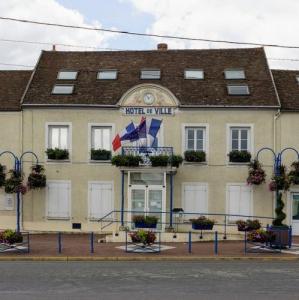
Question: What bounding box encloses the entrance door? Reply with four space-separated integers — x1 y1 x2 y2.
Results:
129 185 165 230
292 193 299 235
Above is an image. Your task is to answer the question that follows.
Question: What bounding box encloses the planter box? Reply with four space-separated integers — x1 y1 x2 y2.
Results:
268 226 290 248
192 223 214 230
134 222 157 229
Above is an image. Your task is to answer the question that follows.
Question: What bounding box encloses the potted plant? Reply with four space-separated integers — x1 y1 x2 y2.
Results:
4 170 27 195
190 216 215 230
46 148 69 160
268 192 290 248
269 165 290 191
0 164 5 188
149 155 169 167
129 230 156 246
27 164 46 190
247 160 266 185
228 150 251 163
288 161 299 185
111 155 142 167
236 219 261 231
133 215 158 228
0 229 23 245
247 229 274 244
184 150 206 163
170 155 183 168
91 149 111 161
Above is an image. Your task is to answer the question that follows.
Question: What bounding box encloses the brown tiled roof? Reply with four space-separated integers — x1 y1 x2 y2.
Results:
272 70 299 111
23 47 279 107
0 70 32 111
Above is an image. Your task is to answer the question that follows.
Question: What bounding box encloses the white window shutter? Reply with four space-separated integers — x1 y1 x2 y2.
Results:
47 182 70 218
183 184 208 217
228 185 241 221
4 194 14 210
47 183 58 217
240 186 252 217
58 183 70 218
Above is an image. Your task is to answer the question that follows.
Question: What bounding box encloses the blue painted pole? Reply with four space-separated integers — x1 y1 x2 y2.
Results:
125 230 128 252
214 231 218 255
121 170 125 227
289 226 292 249
15 159 21 233
188 231 192 253
58 232 62 254
170 172 173 228
244 230 247 254
27 232 30 254
224 215 227 239
90 232 94 253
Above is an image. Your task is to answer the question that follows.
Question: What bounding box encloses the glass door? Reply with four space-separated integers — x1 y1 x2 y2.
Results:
147 187 163 230
131 187 146 218
292 193 299 235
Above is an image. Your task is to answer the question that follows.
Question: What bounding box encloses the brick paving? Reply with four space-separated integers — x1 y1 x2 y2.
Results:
0 233 298 258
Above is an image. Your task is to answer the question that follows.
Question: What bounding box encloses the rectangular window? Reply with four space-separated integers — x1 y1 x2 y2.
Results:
48 125 69 149
227 184 252 221
184 69 204 79
182 183 208 217
140 69 161 79
88 182 113 219
185 127 206 151
227 85 249 95
230 127 250 151
91 126 112 150
47 181 71 219
224 69 245 79
52 84 74 94
57 70 78 80
97 70 118 80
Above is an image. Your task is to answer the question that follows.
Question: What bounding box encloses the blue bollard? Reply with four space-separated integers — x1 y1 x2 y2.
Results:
244 230 247 254
188 231 192 253
288 226 292 249
214 231 218 255
27 232 30 254
58 232 62 254
90 232 94 254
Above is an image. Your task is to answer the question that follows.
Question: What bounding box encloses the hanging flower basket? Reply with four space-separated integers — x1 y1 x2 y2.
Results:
0 164 5 188
247 160 266 185
4 170 27 195
236 219 261 231
288 161 299 185
27 164 46 190
269 165 290 191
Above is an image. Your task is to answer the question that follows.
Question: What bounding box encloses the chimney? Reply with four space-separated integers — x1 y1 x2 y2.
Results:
157 43 168 51
52 44 56 51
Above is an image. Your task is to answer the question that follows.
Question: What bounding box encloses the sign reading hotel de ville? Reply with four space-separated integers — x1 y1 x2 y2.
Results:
119 84 178 116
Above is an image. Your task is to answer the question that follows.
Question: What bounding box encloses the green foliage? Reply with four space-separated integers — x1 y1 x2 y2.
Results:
149 155 169 167
247 160 266 185
46 148 69 160
229 150 251 163
269 165 290 191
90 149 111 161
170 155 183 168
111 155 142 167
236 219 261 231
288 161 299 185
0 164 5 188
247 229 275 243
190 216 215 226
0 229 23 245
4 170 26 194
27 164 46 190
273 192 287 227
184 150 206 162
129 230 156 245
132 215 158 227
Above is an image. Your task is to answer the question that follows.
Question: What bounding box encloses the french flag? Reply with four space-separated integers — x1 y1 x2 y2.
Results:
112 122 135 151
148 118 162 147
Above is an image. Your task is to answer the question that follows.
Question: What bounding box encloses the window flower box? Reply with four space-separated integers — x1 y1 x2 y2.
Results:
190 216 214 230
46 148 69 160
90 149 111 161
184 150 206 163
111 155 142 167
170 155 183 168
133 215 158 229
149 155 169 167
228 150 251 163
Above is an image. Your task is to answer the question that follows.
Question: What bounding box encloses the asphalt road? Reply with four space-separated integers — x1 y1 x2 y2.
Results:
0 261 298 300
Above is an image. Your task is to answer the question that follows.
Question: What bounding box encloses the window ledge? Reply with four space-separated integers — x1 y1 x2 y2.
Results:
47 159 71 163
183 161 207 165
47 217 70 221
227 162 250 166
89 160 112 165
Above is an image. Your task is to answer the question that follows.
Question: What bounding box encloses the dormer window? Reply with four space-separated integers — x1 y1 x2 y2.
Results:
185 69 204 79
140 69 161 79
224 69 245 80
97 70 118 80
52 84 74 95
57 70 78 80
227 84 250 96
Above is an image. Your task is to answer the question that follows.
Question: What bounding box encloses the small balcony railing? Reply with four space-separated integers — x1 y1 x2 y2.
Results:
122 146 173 165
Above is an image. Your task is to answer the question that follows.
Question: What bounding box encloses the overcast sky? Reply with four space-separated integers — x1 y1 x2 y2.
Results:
0 0 299 70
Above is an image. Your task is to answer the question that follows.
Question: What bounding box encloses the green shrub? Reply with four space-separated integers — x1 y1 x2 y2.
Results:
273 192 287 227
149 155 169 167
111 155 142 167
170 155 183 167
0 164 5 188
46 148 69 160
190 216 215 226
0 229 23 244
91 149 111 160
184 150 206 162
27 164 46 190
228 150 251 163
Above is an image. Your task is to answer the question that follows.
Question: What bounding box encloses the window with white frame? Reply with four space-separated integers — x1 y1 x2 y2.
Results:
227 184 252 221
224 69 245 79
140 69 161 79
47 181 71 219
52 84 74 94
182 183 208 217
48 125 69 150
185 127 206 151
97 70 118 80
88 182 113 219
184 69 204 79
91 126 112 150
57 70 78 80
227 85 249 95
230 127 250 152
